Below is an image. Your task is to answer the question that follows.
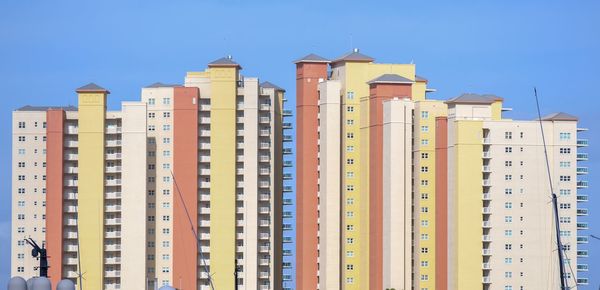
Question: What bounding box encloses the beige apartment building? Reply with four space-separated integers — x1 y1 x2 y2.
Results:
11 56 289 290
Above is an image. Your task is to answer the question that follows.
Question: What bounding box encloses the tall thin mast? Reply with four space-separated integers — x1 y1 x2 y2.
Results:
534 88 569 290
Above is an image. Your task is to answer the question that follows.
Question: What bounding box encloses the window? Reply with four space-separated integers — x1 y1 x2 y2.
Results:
346 185 354 191
505 175 512 181
505 216 513 223
505 230 513 237
421 193 429 200
148 112 156 118
559 161 571 168
421 166 429 173
18 149 25 155
346 211 354 218
347 119 354 125
162 98 171 105
421 275 429 281
559 203 571 209
163 163 171 169
421 234 429 240
163 112 171 118
346 264 354 270
347 133 354 139
163 138 171 144
347 159 354 165
163 176 171 182
421 220 429 227
505 188 513 195
559 175 571 182
421 139 429 145
347 106 355 112
346 146 354 152
163 124 171 131
346 198 354 205
421 180 429 186
346 172 355 178
559 148 571 154
148 98 155 105
346 251 354 257
505 202 513 209
421 153 429 159
421 207 429 213
162 241 170 247
505 132 513 139
421 126 429 132
346 238 354 244
505 161 512 167
559 132 571 140
559 189 571 196
148 190 155 196
163 150 171 157
346 277 354 284
421 111 429 119
505 257 513 264
559 217 571 224
421 247 429 254
162 267 170 273
148 125 156 131
346 225 354 231
163 189 170 195
421 261 429 267
18 122 26 128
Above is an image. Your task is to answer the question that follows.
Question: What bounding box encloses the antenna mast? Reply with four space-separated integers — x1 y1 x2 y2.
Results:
534 87 569 290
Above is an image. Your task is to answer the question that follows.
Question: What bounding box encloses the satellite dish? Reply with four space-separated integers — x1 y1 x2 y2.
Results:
7 276 27 290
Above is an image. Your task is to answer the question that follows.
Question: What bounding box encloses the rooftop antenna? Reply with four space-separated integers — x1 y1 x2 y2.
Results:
534 87 569 290
170 170 215 290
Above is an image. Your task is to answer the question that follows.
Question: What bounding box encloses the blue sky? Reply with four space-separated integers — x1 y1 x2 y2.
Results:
1 0 599 288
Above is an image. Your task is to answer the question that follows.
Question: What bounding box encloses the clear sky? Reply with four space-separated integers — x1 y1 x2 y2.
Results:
1 0 598 288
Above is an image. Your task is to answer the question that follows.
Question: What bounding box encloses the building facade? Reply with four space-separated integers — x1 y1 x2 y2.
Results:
295 50 589 290
11 57 290 290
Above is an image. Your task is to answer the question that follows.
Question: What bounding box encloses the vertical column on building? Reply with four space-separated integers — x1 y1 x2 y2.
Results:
209 62 238 290
447 117 484 290
295 57 329 290
367 76 413 290
121 102 148 289
173 87 200 290
435 116 449 290
317 80 342 289
46 109 65 285
382 99 414 290
243 78 259 288
76 84 109 289
271 87 285 290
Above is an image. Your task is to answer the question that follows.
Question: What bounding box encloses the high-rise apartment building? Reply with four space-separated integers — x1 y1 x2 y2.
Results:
295 50 589 290
11 56 290 290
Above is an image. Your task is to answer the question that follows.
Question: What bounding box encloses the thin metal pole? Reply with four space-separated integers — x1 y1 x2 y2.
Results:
534 87 568 290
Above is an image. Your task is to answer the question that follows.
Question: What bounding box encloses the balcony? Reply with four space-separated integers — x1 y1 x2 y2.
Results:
283 236 292 243
283 198 293 205
259 220 270 227
482 165 491 172
259 129 271 137
105 140 122 147
482 262 491 270
577 222 589 230
482 179 491 186
577 278 589 285
105 231 121 239
482 249 491 256
283 224 293 231
482 221 491 228
482 138 491 144
259 155 271 163
482 207 491 214
259 168 270 175
200 143 211 150
199 130 210 137
200 181 211 188
577 194 589 202
105 179 122 186
282 110 293 117
577 167 589 175
64 180 78 187
105 218 121 225
577 250 588 258
283 148 292 154
199 117 210 124
577 153 589 161
577 236 589 244
105 192 121 199
577 180 588 188
259 207 270 214
283 173 292 180
105 257 121 264
104 244 121 251
577 264 589 272
259 142 271 149
482 235 492 242
64 244 78 252
259 117 271 124
105 153 122 160
283 186 293 192
259 193 270 201
104 270 120 278
105 166 122 173
283 161 293 167
260 104 271 111
577 139 589 147
283 135 293 142
282 122 292 129
259 181 271 188
200 155 211 163
482 193 491 200
64 153 78 161
577 208 588 216
482 151 491 158
105 127 122 134
283 211 293 218
482 276 491 284
105 205 122 212
259 233 270 240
